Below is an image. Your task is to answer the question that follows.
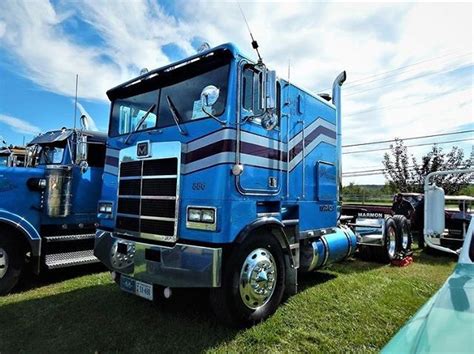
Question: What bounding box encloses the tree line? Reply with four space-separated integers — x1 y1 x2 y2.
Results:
343 139 473 200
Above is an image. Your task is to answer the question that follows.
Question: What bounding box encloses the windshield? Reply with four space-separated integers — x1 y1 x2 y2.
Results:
37 144 65 165
109 54 230 137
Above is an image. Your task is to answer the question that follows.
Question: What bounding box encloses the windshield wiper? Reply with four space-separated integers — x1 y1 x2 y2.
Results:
124 103 156 145
166 95 187 136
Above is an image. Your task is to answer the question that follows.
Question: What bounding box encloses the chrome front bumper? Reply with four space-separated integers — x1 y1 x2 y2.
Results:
94 230 222 287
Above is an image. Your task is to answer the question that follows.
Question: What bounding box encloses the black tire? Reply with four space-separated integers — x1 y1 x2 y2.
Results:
210 232 286 327
417 232 425 249
392 215 412 253
0 233 24 295
373 218 401 263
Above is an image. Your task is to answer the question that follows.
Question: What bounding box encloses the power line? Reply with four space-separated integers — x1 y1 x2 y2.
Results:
344 87 463 117
343 167 418 177
345 62 473 98
318 50 472 93
343 137 474 155
344 52 472 90
343 129 474 148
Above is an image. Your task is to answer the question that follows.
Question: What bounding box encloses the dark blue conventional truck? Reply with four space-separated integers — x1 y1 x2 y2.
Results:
94 43 409 326
0 128 106 294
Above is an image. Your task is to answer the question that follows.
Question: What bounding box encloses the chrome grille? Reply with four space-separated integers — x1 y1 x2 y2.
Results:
116 157 179 242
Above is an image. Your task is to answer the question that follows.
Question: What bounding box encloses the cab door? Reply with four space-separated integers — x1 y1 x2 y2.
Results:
237 63 282 195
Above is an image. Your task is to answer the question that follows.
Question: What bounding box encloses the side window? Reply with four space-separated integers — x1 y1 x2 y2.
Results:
87 142 106 168
241 65 263 116
241 65 280 128
276 81 281 125
242 68 253 110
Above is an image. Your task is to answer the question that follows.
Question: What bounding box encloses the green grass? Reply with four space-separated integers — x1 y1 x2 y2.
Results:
0 249 456 353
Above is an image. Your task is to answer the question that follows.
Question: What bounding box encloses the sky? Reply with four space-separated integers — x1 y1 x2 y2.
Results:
0 0 472 185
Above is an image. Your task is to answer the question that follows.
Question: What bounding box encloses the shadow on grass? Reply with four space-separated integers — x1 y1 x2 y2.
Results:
413 248 458 266
14 263 107 294
297 271 337 292
328 256 386 275
295 256 385 293
0 283 238 353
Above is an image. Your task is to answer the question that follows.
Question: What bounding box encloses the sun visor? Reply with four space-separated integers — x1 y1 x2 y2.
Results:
27 130 73 146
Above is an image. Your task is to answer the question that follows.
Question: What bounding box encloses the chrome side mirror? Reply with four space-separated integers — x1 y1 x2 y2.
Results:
264 70 277 110
79 160 89 173
75 135 88 172
201 85 220 109
261 112 278 130
200 85 226 125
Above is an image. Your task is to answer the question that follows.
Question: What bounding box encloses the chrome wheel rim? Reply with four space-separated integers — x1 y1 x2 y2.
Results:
387 227 397 258
110 241 135 270
239 248 277 310
402 227 409 250
0 247 8 279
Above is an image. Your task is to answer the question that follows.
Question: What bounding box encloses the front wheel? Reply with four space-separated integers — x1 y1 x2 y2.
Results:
210 232 286 327
0 234 23 295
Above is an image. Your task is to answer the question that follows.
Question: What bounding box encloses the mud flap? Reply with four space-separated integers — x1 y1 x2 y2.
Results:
284 253 298 298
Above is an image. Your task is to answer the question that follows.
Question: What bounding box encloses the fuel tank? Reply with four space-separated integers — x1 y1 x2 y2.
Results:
300 225 357 272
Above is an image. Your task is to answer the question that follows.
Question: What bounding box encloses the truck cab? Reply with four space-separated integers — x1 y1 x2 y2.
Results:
0 128 106 294
0 146 26 167
94 43 357 325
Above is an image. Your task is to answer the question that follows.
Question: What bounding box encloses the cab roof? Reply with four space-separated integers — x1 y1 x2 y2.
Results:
28 129 107 146
106 43 241 101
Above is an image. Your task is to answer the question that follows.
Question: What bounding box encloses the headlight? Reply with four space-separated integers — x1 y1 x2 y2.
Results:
186 206 217 231
188 208 203 222
201 209 215 223
98 201 114 218
38 179 47 188
26 177 47 191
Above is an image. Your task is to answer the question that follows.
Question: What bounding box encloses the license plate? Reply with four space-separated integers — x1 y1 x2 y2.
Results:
120 275 153 301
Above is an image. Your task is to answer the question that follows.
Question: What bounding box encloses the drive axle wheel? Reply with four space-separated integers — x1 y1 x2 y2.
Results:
210 232 285 327
373 218 400 263
392 215 412 253
0 234 23 295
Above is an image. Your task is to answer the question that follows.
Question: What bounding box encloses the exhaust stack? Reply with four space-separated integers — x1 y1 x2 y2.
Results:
332 71 347 210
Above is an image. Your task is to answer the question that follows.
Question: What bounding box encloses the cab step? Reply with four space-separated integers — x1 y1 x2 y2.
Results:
43 233 96 243
44 249 98 269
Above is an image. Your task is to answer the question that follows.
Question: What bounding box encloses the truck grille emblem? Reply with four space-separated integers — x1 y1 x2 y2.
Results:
137 142 149 158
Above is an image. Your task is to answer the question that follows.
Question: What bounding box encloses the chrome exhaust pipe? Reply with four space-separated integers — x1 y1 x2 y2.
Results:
332 71 347 213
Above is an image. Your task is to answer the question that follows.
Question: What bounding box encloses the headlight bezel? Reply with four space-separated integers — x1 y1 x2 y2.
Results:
98 201 114 219
186 206 217 231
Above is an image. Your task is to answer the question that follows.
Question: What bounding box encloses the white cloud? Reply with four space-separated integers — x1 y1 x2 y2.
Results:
75 101 98 131
0 114 41 135
0 0 472 184
0 20 5 38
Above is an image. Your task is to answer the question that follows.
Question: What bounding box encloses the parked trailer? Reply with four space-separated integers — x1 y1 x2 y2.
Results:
0 128 106 294
423 169 474 255
93 43 406 326
342 190 473 258
383 186 474 353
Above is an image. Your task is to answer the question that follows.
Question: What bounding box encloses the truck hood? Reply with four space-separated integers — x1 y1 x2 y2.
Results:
382 263 474 353
0 166 45 193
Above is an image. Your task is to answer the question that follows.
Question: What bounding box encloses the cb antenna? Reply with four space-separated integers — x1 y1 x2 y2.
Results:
238 2 263 64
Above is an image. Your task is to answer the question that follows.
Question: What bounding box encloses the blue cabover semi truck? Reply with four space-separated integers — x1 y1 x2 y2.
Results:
0 128 106 294
94 42 358 326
